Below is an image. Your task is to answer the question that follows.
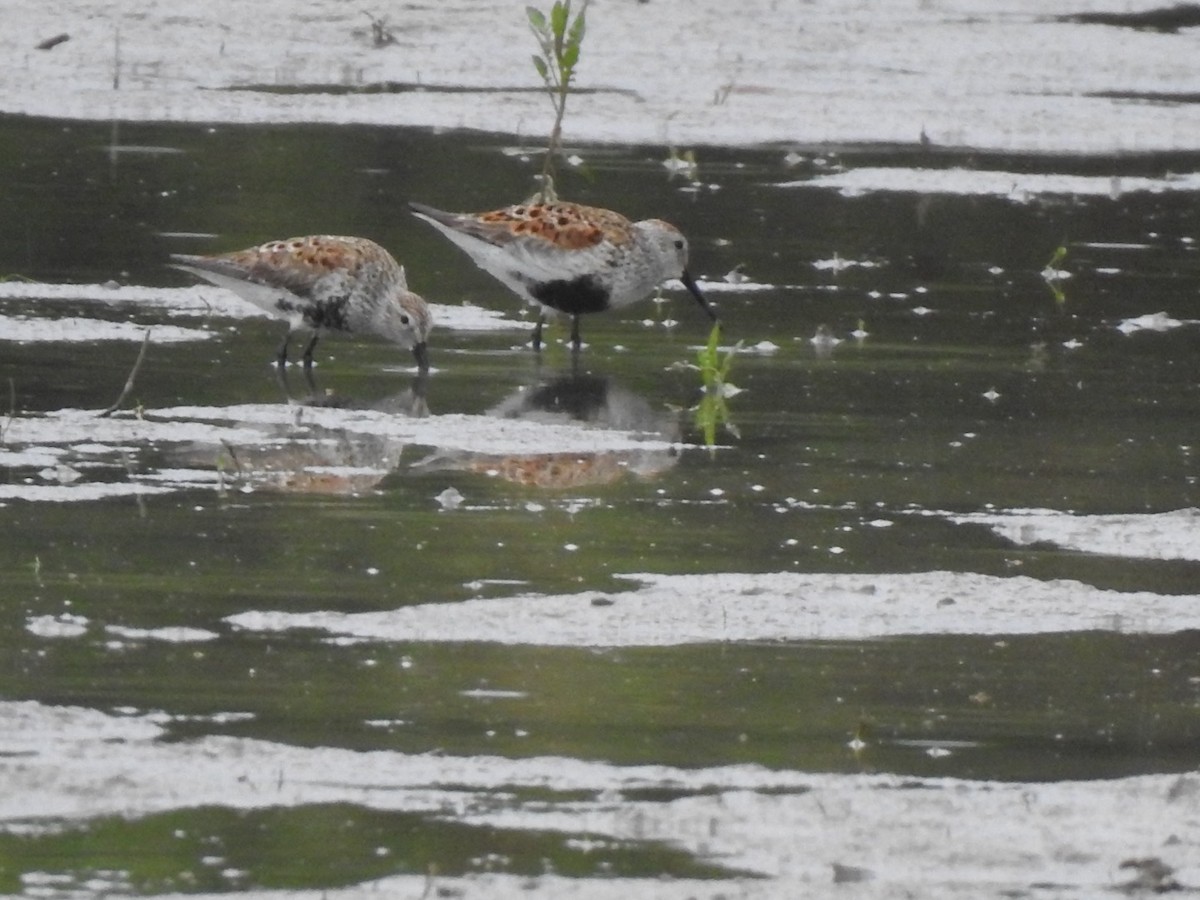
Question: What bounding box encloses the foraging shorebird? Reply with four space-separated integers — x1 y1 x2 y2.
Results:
172 235 431 371
409 200 716 349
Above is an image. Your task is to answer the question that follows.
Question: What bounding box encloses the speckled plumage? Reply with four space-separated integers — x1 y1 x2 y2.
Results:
409 200 716 348
171 235 432 370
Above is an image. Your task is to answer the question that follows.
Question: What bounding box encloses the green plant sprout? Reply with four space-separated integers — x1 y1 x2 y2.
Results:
1041 240 1070 306
1044 243 1068 271
526 0 588 201
663 146 698 181
692 323 741 450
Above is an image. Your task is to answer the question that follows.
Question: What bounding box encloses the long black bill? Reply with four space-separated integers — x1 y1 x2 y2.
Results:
680 269 718 323
412 341 430 373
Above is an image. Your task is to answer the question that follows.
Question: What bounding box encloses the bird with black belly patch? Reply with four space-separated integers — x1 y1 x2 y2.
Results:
171 235 432 372
409 200 717 349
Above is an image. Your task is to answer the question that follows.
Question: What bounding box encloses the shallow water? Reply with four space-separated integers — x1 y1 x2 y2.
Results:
1 116 1199 897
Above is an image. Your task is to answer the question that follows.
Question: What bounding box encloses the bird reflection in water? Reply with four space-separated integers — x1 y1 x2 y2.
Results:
276 365 429 419
168 372 429 496
170 371 677 495
414 371 681 488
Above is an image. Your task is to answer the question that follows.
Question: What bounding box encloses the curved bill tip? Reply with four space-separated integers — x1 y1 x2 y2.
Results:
680 269 718 323
412 341 430 372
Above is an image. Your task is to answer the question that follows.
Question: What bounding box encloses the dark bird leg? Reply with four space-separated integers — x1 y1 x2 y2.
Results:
570 315 582 351
272 358 319 405
302 363 318 395
301 332 320 370
275 328 292 368
273 360 292 399
532 313 546 351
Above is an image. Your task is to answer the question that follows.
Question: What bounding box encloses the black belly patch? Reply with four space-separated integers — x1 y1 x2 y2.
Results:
276 295 350 332
527 274 609 315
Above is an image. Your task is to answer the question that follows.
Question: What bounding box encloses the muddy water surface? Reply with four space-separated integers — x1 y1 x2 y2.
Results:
1 116 1199 897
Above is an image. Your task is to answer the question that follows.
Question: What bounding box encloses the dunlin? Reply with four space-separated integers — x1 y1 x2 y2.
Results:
409 200 716 349
171 235 432 371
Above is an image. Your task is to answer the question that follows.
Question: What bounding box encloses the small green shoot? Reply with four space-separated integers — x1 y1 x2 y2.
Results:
1040 240 1070 306
1044 242 1068 272
692 323 741 450
696 321 736 386
526 0 588 200
663 147 698 181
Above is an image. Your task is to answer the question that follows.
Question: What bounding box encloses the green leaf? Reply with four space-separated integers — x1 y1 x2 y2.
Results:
550 1 569 38
531 54 550 82
693 389 728 449
568 8 587 46
719 341 742 381
526 6 547 31
562 43 579 73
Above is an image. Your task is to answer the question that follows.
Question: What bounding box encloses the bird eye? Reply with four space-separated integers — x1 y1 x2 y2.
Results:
400 314 410 325
673 239 684 250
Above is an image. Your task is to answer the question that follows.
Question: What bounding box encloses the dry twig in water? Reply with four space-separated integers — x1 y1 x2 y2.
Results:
98 328 151 418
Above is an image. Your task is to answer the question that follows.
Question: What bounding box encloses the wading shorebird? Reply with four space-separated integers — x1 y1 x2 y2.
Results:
171 235 432 371
409 200 717 349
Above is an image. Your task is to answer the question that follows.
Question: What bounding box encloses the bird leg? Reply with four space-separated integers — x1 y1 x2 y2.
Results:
570 315 582 351
273 362 292 400
273 358 320 405
301 332 320 370
301 363 318 395
275 330 292 368
532 313 546 351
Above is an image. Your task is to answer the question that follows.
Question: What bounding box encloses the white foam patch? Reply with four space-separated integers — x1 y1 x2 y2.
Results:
105 625 220 643
811 256 883 272
225 570 1200 647
26 614 90 639
0 701 164 754
685 278 781 293
3 3 1200 154
783 167 1200 199
0 446 67 467
0 403 679 502
150 403 680 456
0 700 1195 898
0 482 177 503
0 283 521 332
135 468 225 484
1 409 272 449
1117 312 1198 334
0 282 261 318
28 617 219 643
946 507 1200 562
0 313 212 344
428 301 523 332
